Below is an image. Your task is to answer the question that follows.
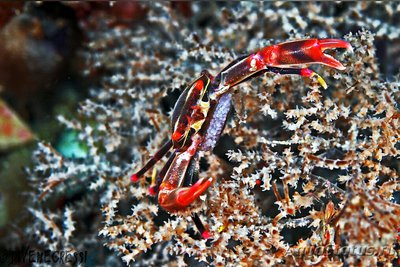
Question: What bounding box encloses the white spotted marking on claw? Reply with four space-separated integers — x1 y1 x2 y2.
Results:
250 58 257 72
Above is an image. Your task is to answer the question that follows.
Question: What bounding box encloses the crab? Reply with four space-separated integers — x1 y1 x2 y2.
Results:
131 38 352 237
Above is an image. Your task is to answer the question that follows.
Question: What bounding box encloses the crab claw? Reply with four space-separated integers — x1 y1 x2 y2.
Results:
260 38 352 71
313 39 353 70
158 177 213 212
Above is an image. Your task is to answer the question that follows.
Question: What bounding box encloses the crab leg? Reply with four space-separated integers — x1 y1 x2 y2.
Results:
158 134 213 212
215 38 352 94
192 213 212 239
131 139 173 182
267 66 328 89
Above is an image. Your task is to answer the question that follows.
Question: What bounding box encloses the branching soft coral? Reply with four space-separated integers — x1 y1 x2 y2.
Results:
22 2 400 266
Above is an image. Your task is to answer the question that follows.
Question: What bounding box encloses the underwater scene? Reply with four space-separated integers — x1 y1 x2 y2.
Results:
0 2 399 266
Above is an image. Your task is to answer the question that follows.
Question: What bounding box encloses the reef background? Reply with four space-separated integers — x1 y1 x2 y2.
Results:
0 2 399 266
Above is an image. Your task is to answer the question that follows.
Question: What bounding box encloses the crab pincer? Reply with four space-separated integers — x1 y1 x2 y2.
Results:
259 38 352 70
217 38 352 92
158 177 213 212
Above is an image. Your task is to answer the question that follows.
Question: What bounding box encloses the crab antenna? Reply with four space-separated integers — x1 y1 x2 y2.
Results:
131 139 173 182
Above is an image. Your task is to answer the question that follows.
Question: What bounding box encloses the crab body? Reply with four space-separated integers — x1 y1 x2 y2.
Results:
170 71 212 149
131 38 352 237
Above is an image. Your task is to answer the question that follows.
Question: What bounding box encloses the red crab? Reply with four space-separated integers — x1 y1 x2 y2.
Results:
131 38 352 238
